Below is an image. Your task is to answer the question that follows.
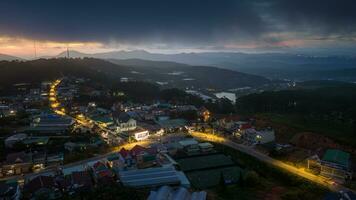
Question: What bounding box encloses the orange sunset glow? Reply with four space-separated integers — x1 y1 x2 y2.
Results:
0 36 108 58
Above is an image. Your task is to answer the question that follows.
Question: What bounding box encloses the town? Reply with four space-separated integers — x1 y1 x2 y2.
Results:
0 76 354 200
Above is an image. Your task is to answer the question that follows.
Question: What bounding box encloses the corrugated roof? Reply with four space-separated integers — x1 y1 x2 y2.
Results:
322 149 350 167
119 166 181 188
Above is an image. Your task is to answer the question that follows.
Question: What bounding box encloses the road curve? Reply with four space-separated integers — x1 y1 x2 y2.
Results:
190 131 353 193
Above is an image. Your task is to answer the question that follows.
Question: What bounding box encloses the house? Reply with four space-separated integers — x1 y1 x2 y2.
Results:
91 115 114 128
65 171 93 194
136 153 157 169
130 145 151 157
179 139 200 155
198 107 210 122
0 180 21 200
23 175 62 199
64 142 86 152
107 153 126 170
0 105 17 118
118 145 158 169
157 119 187 133
22 137 49 147
320 149 352 181
215 115 243 130
31 152 47 171
113 112 137 133
138 122 162 136
46 153 64 167
91 161 115 184
4 134 28 148
198 143 214 153
240 128 275 145
0 152 32 177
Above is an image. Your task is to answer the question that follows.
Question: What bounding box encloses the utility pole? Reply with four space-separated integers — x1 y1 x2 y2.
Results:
34 41 37 59
66 44 70 58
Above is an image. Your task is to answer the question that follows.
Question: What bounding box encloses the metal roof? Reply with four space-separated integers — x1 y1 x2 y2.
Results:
119 166 181 188
322 149 350 167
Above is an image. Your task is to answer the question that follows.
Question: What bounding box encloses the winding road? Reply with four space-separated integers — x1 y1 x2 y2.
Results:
190 131 353 193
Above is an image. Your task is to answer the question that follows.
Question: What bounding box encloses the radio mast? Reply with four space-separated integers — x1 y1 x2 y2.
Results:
66 44 70 58
34 41 37 59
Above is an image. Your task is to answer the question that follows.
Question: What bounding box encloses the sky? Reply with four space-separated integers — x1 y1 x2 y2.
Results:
0 0 356 58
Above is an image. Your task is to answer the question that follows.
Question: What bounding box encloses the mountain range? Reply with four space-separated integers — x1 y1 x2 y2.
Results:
2 50 356 81
0 58 270 90
54 50 356 81
0 53 24 61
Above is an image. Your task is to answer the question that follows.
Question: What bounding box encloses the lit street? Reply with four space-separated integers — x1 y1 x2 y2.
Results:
190 131 354 193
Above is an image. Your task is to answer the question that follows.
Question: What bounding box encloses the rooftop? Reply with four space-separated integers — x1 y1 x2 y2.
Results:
177 154 235 172
119 166 182 188
322 149 350 167
157 119 187 129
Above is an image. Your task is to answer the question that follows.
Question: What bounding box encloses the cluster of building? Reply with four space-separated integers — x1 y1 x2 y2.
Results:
73 101 202 145
0 108 79 178
0 140 210 200
213 115 275 145
1 133 64 177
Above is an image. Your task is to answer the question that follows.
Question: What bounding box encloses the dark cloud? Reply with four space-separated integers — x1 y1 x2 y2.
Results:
265 0 356 35
0 0 265 44
0 0 356 47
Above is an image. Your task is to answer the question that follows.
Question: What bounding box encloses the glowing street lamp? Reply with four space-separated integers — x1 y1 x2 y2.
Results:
51 102 59 108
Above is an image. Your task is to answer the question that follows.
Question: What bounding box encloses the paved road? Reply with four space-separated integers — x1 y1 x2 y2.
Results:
190 131 353 193
0 140 151 182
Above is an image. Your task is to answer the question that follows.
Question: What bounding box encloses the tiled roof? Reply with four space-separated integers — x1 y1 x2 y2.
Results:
119 148 130 158
71 171 93 187
24 176 56 194
130 145 147 156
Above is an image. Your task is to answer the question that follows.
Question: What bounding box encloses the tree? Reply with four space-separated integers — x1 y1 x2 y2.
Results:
238 171 244 187
244 170 260 186
218 172 226 192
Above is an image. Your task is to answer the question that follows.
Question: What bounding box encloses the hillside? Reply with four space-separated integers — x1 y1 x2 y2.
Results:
0 53 24 61
236 86 356 116
109 58 270 89
236 86 356 146
0 58 270 89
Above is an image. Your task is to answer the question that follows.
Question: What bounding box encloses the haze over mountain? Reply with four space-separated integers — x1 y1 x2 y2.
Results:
54 50 356 81
0 53 24 61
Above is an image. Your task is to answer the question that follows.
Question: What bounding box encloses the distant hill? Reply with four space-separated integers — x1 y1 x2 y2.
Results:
296 80 356 89
0 53 24 61
0 58 270 89
54 50 356 81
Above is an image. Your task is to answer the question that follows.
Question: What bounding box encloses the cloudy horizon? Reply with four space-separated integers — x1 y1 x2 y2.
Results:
1 0 356 58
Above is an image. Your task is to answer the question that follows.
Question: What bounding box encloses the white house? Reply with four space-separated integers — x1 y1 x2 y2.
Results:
114 112 137 133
